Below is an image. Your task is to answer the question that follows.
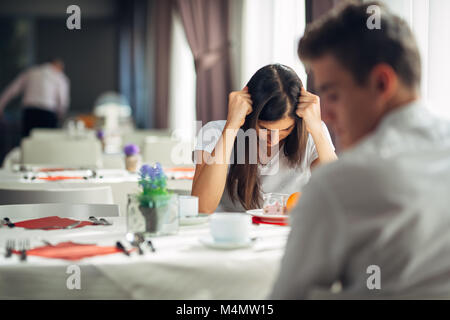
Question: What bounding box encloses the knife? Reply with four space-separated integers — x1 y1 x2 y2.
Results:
3 217 15 228
116 241 130 256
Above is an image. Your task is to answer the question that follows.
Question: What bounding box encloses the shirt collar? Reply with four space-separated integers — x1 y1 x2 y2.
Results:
375 99 427 133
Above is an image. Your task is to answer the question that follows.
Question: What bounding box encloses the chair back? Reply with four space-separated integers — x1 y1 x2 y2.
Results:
21 137 103 167
0 203 119 219
0 186 114 206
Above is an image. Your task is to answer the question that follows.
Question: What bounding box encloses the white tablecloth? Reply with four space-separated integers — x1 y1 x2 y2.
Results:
0 217 289 299
0 169 192 215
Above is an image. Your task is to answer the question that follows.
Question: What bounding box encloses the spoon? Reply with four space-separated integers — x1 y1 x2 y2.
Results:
126 232 144 255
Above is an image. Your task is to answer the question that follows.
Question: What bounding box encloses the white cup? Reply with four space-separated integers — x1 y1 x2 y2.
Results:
178 195 198 218
209 212 251 243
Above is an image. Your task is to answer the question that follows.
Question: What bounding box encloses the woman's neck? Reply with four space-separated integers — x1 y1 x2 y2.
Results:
258 140 284 165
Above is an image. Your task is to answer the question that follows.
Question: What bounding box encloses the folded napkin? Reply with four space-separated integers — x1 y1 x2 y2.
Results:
38 168 77 172
172 175 194 180
252 216 288 226
164 167 195 180
12 241 126 261
164 167 195 172
37 176 85 181
14 216 93 230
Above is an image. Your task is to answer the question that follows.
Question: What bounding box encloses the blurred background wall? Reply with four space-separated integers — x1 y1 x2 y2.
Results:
0 0 353 165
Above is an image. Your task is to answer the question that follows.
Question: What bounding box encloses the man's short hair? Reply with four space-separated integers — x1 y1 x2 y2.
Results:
298 1 421 89
43 57 63 64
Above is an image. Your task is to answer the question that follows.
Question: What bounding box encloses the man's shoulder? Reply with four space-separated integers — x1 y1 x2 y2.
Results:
308 152 395 197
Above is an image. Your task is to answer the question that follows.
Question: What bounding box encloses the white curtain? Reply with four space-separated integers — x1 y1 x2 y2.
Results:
239 0 307 87
168 9 197 141
369 0 450 119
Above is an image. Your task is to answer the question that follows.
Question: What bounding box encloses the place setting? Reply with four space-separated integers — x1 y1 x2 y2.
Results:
178 195 209 226
1 224 159 262
19 168 101 182
246 192 301 226
0 215 113 230
198 213 257 250
2 236 156 262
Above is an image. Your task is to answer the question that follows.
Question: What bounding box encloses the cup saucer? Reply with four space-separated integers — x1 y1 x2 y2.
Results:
180 213 210 226
198 236 256 250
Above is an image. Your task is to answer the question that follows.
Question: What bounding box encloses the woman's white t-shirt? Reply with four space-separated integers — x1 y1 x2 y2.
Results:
194 120 335 212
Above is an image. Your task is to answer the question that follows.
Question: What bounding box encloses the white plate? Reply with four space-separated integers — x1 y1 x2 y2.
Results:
180 213 210 226
199 236 256 250
246 209 289 221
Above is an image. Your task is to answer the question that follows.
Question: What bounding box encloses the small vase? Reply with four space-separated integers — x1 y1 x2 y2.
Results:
127 193 179 236
125 154 141 172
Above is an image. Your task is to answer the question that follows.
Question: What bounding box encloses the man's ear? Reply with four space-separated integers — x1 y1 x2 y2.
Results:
370 63 398 100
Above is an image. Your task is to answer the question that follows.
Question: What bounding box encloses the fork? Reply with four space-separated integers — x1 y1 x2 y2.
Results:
4 239 14 258
89 216 112 226
19 239 30 261
99 218 112 226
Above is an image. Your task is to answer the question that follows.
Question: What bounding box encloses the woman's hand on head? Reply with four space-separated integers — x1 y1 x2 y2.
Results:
226 87 253 129
296 87 323 135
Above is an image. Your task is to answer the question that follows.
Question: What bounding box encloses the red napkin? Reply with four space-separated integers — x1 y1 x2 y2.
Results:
173 176 194 180
37 176 85 181
14 216 93 230
252 216 289 226
12 241 127 261
164 167 195 172
38 168 76 172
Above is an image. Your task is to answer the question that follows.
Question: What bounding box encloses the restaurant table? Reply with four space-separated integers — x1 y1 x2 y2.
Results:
0 217 289 299
0 169 192 215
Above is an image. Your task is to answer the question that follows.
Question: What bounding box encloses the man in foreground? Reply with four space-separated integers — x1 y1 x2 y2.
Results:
271 1 450 299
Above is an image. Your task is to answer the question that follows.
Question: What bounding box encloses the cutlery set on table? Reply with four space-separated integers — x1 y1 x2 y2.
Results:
116 234 156 257
0 216 156 261
4 239 30 261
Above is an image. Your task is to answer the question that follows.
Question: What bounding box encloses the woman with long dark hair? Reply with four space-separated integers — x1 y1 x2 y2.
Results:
192 64 337 213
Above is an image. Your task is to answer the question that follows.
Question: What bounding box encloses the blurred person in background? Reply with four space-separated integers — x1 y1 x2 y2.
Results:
0 57 70 137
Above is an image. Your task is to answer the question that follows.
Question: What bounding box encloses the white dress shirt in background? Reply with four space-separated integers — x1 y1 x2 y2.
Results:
271 100 450 299
0 63 70 116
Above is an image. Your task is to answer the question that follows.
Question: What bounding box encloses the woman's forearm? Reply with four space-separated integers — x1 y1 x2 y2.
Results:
310 129 338 164
191 122 240 213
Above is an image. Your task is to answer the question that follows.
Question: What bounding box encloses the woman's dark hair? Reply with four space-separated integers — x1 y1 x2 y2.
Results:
226 64 308 210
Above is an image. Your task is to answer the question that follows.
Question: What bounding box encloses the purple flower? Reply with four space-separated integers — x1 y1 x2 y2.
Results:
138 162 168 195
154 162 163 177
124 144 140 156
96 129 104 139
140 164 151 177
139 163 165 180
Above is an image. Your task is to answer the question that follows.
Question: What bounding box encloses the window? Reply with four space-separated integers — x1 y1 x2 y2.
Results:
240 0 307 87
168 9 197 141
368 0 450 119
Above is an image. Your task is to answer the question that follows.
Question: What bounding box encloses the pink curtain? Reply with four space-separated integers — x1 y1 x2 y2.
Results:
153 0 174 128
176 0 232 124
